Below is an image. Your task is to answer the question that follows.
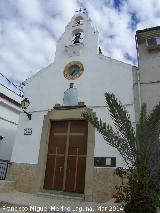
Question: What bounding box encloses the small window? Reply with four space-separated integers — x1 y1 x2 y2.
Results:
146 37 160 50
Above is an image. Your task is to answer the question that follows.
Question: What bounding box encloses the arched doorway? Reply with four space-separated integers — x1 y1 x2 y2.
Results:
38 106 95 201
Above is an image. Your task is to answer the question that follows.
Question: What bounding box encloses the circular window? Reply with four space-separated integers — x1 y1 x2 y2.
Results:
64 61 84 80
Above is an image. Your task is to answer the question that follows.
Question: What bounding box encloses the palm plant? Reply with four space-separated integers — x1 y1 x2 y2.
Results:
82 92 160 213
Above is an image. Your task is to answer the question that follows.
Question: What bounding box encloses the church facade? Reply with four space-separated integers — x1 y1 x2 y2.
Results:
8 12 160 202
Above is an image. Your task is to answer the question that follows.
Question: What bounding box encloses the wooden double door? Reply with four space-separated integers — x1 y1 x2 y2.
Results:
44 120 88 193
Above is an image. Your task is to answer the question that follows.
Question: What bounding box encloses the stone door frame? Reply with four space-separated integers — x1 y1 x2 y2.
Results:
37 106 95 201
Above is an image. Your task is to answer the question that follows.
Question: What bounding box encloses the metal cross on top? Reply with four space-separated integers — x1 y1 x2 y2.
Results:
75 8 87 14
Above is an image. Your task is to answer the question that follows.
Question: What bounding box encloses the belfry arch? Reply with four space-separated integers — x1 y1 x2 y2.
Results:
74 16 84 25
72 29 84 44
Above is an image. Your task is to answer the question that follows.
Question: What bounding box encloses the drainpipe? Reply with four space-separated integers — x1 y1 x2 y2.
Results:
137 70 142 111
135 34 142 112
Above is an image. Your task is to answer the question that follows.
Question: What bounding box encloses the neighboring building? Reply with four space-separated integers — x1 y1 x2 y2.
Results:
0 83 22 161
133 27 160 184
133 26 160 121
7 12 160 202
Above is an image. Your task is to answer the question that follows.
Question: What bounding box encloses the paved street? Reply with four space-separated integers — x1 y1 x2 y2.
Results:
0 191 124 213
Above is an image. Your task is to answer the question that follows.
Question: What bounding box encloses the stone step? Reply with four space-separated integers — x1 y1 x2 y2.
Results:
37 190 84 201
0 181 15 192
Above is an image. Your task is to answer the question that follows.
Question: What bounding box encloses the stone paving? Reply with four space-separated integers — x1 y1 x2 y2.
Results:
0 191 124 213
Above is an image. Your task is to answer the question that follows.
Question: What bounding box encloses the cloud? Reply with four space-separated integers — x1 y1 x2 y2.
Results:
85 0 136 62
0 0 57 84
0 0 160 90
17 0 44 23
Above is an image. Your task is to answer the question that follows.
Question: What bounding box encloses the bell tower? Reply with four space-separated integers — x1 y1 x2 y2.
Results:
54 10 99 62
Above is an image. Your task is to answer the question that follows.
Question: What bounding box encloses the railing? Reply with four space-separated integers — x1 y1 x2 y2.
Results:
0 159 10 180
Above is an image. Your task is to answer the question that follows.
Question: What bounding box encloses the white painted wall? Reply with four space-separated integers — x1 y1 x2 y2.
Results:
138 43 160 112
0 119 17 161
11 13 135 167
11 112 46 164
0 85 22 160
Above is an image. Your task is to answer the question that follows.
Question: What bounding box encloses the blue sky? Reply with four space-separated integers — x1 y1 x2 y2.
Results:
0 0 160 89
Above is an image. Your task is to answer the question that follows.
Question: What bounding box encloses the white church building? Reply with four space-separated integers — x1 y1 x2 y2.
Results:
7 12 160 202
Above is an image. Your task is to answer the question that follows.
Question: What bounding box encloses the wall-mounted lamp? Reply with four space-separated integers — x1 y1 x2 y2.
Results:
21 98 32 120
23 110 32 120
0 136 4 142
